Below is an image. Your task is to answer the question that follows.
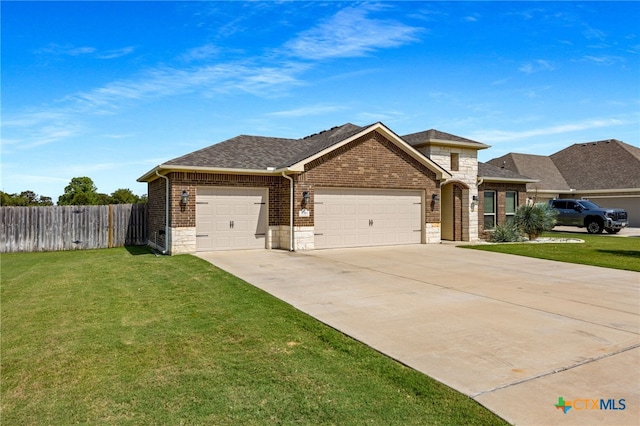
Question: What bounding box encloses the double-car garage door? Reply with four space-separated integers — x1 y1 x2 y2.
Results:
195 187 423 251
314 188 423 249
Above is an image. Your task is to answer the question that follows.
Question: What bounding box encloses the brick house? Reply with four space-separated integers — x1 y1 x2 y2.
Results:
488 139 640 226
138 122 531 254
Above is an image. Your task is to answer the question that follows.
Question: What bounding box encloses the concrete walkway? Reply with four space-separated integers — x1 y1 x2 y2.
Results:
197 244 640 425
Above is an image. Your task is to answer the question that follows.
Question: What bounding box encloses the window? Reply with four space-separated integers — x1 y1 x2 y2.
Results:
450 153 459 171
505 191 517 223
484 191 496 229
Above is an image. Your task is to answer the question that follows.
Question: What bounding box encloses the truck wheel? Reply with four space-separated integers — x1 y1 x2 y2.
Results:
606 228 620 234
587 219 604 234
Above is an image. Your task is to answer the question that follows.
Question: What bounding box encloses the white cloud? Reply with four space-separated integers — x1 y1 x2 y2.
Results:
36 44 134 59
519 59 555 74
37 44 96 56
470 118 627 143
283 5 421 60
266 104 347 118
582 55 624 66
95 46 136 59
180 44 220 62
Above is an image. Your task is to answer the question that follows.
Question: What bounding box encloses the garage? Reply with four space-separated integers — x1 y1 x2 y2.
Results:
314 188 423 249
587 196 640 227
196 187 268 251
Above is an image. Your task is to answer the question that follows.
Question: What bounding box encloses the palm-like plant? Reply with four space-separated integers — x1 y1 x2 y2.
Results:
514 203 558 240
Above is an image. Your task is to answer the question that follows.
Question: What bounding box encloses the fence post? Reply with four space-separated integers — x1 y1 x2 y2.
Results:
108 204 113 248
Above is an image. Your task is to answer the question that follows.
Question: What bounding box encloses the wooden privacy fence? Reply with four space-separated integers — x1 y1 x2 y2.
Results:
0 204 148 253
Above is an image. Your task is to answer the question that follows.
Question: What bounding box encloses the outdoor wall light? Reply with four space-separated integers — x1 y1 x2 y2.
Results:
432 193 440 202
472 195 479 202
302 191 310 206
181 190 189 205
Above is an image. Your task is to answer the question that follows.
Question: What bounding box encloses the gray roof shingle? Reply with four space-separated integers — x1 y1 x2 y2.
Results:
162 123 366 170
402 129 485 146
487 153 570 191
284 123 365 167
487 139 640 191
550 139 640 190
478 162 536 181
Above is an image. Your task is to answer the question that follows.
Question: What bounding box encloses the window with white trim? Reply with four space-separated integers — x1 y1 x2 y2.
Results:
484 191 496 229
505 191 517 223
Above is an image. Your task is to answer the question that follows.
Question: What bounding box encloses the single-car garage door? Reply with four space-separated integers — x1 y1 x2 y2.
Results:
314 188 423 249
196 187 267 251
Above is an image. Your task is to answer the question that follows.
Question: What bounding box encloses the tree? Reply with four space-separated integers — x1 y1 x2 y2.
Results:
57 177 100 205
0 190 54 206
514 203 558 240
110 188 139 204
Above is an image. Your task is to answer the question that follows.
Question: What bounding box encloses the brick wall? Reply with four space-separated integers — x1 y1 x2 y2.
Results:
478 182 528 238
168 172 289 227
147 178 167 249
296 130 441 226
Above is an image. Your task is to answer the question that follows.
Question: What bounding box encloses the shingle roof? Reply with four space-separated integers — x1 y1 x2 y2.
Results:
486 139 640 192
402 129 487 147
550 139 640 190
487 153 570 191
163 123 364 170
284 123 365 167
478 162 536 182
164 135 301 170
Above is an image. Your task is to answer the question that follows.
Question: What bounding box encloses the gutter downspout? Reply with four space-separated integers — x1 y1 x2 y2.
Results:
156 170 170 254
282 172 294 251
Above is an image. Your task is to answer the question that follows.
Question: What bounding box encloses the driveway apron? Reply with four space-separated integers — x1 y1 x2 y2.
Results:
196 244 640 426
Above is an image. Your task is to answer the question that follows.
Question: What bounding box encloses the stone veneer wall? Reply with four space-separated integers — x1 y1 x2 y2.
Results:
170 227 196 254
419 146 480 241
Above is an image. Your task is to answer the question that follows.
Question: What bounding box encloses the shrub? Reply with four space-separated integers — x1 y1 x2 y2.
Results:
514 203 557 240
489 222 524 242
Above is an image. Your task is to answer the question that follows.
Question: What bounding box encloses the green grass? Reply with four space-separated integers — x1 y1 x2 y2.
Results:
462 232 640 272
1 247 505 425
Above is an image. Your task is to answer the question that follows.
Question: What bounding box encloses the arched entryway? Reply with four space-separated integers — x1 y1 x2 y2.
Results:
440 181 470 241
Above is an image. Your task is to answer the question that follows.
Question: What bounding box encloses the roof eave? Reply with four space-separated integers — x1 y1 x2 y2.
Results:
137 164 297 183
480 176 539 184
413 139 491 150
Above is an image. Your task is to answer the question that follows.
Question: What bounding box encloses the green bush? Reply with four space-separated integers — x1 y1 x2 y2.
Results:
489 222 524 242
514 203 557 240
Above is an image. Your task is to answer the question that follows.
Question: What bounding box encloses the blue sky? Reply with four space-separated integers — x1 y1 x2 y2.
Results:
2 1 639 200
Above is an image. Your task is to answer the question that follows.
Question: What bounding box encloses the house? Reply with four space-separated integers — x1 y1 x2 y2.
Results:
137 122 532 254
487 139 640 226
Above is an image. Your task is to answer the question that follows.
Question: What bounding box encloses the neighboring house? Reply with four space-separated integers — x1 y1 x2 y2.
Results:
488 139 640 226
138 122 528 254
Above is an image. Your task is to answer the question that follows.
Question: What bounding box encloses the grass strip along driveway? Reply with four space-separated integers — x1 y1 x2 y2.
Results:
462 232 640 272
1 247 505 425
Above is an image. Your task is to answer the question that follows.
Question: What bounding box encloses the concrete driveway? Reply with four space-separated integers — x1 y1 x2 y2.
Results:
197 244 639 425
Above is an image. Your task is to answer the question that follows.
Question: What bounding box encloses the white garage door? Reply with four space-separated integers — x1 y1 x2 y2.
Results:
196 187 267 251
314 188 422 249
588 196 640 227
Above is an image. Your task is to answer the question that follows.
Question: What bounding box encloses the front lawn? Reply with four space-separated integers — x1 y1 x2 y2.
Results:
462 232 640 272
1 247 505 425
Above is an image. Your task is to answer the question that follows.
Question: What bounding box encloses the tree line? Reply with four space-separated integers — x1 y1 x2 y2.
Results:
1 177 147 207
